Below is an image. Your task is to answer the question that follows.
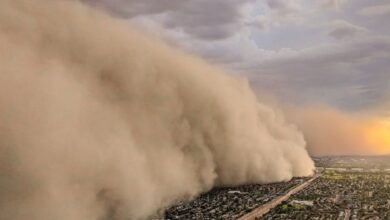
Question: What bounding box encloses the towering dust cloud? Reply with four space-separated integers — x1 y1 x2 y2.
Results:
0 0 314 219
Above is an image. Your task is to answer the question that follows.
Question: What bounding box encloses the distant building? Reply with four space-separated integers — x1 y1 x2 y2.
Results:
326 168 347 172
351 168 363 172
227 190 244 194
290 200 314 206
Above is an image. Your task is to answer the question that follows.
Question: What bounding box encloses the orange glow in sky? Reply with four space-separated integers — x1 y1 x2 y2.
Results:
365 119 390 154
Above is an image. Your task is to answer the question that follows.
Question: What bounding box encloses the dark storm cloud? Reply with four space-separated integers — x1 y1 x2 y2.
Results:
81 0 186 17
328 20 367 40
81 0 254 40
265 0 301 15
247 37 390 110
359 3 390 16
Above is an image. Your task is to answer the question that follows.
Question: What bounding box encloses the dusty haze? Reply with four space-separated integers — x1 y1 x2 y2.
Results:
289 105 390 156
0 0 314 219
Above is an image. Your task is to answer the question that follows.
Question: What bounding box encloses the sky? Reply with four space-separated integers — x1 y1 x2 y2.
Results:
84 0 389 116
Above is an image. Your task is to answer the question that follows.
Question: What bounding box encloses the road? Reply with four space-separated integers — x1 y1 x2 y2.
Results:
344 209 351 220
238 174 321 220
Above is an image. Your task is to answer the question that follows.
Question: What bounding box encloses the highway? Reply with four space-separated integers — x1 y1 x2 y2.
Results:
238 173 321 220
344 209 351 220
